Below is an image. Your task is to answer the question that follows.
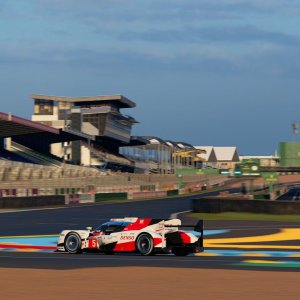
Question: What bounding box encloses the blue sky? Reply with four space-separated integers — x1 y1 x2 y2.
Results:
1 0 300 154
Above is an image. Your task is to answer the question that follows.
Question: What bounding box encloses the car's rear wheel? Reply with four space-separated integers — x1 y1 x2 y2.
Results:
136 233 154 256
65 233 82 254
173 248 190 256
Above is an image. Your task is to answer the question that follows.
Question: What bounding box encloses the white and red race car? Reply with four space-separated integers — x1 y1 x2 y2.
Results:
57 217 204 256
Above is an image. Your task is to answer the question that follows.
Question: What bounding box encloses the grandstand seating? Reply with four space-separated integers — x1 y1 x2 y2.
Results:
0 157 105 182
0 158 224 193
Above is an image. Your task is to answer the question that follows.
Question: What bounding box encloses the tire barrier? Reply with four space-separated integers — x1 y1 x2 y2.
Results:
0 195 65 209
192 197 300 215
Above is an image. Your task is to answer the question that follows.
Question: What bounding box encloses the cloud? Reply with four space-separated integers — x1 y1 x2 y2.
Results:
1 0 300 78
118 25 300 46
30 0 300 22
1 38 300 79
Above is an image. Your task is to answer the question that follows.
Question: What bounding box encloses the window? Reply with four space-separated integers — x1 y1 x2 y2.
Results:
34 100 54 115
95 222 131 234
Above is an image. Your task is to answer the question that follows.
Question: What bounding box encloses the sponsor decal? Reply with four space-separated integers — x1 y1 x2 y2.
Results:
120 235 135 241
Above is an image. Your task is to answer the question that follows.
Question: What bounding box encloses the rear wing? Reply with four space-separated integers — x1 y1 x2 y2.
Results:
165 219 204 248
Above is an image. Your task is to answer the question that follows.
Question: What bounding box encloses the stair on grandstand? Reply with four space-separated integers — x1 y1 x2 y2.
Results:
83 143 133 168
0 148 37 164
9 141 62 167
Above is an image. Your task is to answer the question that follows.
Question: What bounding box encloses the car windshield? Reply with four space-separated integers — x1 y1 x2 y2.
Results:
95 221 131 233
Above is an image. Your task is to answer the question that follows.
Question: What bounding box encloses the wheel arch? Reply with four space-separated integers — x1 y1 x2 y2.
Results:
64 231 83 254
135 232 155 255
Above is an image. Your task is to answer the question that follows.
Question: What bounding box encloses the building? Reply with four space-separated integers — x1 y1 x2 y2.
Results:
120 136 203 174
239 155 279 167
195 146 240 170
194 146 217 168
31 94 137 168
214 147 240 170
279 142 300 167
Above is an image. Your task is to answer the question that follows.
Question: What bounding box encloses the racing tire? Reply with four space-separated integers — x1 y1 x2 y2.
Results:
64 233 82 254
173 248 190 256
136 233 154 256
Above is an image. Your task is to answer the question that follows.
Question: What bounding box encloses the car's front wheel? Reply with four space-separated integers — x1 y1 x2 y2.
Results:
64 233 82 254
136 233 154 256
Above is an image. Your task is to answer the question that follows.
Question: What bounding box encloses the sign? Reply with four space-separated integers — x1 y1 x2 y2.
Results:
261 172 279 183
176 169 204 175
239 164 260 176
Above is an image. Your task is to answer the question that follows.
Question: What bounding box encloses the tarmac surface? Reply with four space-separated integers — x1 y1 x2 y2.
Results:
1 189 300 272
0 189 234 236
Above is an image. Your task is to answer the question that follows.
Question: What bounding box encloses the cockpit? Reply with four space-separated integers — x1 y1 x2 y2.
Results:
94 221 132 234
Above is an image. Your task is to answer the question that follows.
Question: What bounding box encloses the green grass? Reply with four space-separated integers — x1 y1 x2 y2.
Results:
190 212 300 222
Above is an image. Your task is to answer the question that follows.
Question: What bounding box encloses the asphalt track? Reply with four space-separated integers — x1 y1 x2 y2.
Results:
1 189 300 272
0 189 238 236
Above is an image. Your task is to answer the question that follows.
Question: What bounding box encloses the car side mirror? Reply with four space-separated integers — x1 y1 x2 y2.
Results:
86 227 93 231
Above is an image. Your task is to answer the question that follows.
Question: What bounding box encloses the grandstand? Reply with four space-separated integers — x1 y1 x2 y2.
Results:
2 95 208 174
0 105 226 197
0 157 224 197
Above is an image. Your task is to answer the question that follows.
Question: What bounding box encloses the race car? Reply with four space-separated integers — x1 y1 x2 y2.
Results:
57 217 204 256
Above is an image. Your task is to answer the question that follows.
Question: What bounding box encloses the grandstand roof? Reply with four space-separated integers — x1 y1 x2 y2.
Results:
129 136 195 150
0 112 59 138
0 112 94 143
31 94 136 108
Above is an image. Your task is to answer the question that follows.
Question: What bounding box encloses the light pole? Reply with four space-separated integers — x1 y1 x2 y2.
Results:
177 174 183 190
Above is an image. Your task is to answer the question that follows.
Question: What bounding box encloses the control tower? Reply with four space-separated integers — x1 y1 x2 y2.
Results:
31 94 137 167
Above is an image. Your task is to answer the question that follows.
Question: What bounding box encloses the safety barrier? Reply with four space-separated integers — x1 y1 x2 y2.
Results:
0 195 65 209
128 191 167 200
95 192 128 202
0 188 39 197
166 190 179 196
192 197 300 214
65 194 95 205
65 194 80 205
